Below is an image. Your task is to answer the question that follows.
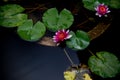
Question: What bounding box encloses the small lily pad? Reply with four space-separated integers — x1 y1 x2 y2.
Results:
109 0 120 9
82 0 120 11
17 19 46 41
82 0 99 11
0 4 27 27
66 30 90 50
88 51 120 78
42 8 74 32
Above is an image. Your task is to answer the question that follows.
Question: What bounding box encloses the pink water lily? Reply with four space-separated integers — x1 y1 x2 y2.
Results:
95 3 110 17
53 29 72 44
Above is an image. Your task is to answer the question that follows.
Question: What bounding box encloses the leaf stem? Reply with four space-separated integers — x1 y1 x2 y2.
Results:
87 49 96 56
76 19 89 27
63 48 74 65
26 3 49 13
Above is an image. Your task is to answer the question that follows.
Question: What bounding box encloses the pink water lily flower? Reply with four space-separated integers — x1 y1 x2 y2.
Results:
53 29 72 44
95 3 110 17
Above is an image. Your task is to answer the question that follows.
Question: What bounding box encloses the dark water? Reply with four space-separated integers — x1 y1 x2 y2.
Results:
0 0 120 80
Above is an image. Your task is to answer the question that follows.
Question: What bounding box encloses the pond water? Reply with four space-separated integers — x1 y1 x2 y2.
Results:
0 0 120 80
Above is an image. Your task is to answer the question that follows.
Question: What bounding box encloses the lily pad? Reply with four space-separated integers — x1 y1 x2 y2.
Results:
82 0 120 11
109 0 120 9
0 4 27 27
66 30 90 50
88 51 120 78
17 19 46 41
98 0 110 5
42 8 74 32
98 0 120 9
82 0 100 11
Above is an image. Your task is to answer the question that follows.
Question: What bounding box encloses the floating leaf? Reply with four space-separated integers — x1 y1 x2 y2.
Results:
0 4 25 16
57 9 74 29
42 8 74 32
0 4 27 27
66 30 90 50
0 14 27 27
109 0 120 9
82 0 100 11
88 51 120 78
82 0 120 11
98 0 120 9
17 19 46 41
98 0 110 5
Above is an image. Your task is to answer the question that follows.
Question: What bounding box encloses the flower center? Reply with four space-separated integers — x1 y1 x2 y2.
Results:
99 6 107 14
100 6 106 12
58 32 66 40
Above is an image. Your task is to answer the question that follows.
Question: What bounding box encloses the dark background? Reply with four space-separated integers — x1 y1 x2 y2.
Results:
0 0 120 80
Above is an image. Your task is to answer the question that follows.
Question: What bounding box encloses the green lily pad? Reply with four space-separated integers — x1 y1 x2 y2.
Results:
109 0 120 9
88 51 120 78
0 4 27 27
82 0 120 11
42 8 74 32
98 0 110 5
82 0 100 11
98 0 120 9
0 14 27 27
17 19 46 41
66 30 90 50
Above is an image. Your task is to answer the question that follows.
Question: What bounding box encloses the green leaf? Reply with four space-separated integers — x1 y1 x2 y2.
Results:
109 0 120 9
88 51 120 78
57 9 74 29
42 8 58 31
31 21 46 41
17 19 46 41
0 4 25 17
98 0 110 5
0 14 27 27
0 4 27 27
98 0 120 9
83 0 120 10
66 30 90 50
42 8 74 32
82 0 100 11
